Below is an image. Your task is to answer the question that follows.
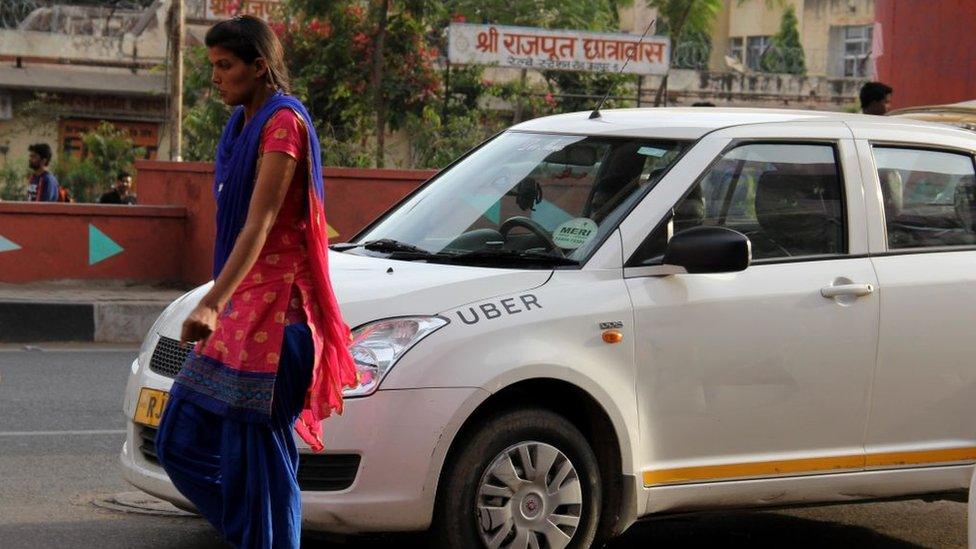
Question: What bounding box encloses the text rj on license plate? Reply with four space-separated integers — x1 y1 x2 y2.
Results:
134 388 169 427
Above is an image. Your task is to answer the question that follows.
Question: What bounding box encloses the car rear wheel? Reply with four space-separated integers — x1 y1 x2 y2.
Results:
432 408 603 549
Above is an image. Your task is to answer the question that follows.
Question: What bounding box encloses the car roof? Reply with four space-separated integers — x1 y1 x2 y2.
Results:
509 107 973 141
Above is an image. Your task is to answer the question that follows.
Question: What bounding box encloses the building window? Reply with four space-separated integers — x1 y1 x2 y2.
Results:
843 25 873 77
728 37 744 62
746 36 771 70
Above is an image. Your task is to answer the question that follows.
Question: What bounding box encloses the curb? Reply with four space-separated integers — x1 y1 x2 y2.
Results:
0 300 166 343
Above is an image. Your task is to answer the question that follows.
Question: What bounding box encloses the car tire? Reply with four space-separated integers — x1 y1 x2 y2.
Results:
431 408 604 549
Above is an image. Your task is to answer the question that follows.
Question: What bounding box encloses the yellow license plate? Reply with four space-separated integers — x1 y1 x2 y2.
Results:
134 388 169 428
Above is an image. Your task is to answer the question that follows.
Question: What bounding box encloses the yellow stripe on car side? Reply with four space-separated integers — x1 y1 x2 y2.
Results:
643 447 976 487
865 447 976 468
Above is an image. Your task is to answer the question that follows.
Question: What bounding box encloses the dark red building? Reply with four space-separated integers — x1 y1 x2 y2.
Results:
875 0 976 109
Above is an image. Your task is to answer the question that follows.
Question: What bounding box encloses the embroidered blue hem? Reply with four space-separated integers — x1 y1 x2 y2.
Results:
171 351 276 424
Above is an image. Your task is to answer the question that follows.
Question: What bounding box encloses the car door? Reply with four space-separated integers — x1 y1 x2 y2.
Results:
619 125 878 489
856 135 976 469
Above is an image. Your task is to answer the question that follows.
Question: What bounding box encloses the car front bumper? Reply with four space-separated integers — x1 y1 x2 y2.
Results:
120 382 487 533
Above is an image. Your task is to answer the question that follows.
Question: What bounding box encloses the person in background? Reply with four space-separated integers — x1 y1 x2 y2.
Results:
26 143 60 202
99 171 137 204
860 81 893 115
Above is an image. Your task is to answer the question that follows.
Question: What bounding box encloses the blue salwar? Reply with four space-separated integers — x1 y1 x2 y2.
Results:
156 323 314 549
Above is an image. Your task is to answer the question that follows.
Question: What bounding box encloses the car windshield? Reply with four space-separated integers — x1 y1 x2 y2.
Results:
346 131 687 267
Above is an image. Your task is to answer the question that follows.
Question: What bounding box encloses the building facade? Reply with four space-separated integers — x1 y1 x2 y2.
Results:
637 0 877 110
0 0 173 170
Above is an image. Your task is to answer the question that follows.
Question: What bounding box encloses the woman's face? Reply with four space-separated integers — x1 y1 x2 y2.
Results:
208 45 266 106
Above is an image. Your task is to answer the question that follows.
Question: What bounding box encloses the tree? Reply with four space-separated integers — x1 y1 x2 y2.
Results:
646 0 723 106
181 46 231 162
54 122 146 202
0 162 27 201
370 0 391 167
280 0 441 167
648 0 786 105
761 4 805 74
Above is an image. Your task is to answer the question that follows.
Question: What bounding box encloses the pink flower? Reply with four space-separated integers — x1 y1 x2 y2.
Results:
308 19 332 38
353 32 370 46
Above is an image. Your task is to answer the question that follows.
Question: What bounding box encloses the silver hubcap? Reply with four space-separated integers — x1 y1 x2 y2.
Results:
476 441 583 549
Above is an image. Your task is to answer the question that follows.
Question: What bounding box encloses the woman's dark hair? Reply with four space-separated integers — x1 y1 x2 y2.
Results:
117 170 130 181
205 15 290 93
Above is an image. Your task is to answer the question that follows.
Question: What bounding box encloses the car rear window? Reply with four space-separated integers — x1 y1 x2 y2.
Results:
873 146 976 249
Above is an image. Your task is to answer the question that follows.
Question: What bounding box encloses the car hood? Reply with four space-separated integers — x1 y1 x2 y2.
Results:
154 251 552 338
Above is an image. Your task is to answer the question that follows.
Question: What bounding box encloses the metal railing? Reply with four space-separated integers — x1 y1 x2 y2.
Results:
671 42 711 70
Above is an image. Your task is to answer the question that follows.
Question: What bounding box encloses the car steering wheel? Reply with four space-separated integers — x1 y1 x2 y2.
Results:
499 216 565 257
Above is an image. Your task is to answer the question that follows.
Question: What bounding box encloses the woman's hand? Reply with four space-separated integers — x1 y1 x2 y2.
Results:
181 303 220 347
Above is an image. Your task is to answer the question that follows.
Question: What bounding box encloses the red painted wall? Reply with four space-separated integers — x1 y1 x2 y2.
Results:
0 203 186 284
136 161 435 284
875 0 976 109
136 161 217 285
0 163 434 285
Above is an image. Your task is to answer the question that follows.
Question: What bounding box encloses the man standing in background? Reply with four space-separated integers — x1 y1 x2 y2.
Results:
99 171 136 204
860 82 894 115
26 143 61 202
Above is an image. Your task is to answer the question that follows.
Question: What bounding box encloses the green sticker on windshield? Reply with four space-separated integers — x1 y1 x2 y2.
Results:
637 146 668 157
552 218 598 249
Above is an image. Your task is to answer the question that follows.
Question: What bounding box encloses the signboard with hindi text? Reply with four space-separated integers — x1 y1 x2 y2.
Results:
448 23 670 75
205 0 282 21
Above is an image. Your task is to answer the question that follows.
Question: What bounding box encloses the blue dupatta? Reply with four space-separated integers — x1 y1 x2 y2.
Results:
213 92 325 278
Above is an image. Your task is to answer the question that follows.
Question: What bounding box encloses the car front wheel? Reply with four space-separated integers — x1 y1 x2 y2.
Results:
432 408 603 549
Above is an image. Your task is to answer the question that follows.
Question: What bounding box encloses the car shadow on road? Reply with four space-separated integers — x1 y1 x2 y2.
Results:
297 510 930 548
609 511 927 548
0 510 934 548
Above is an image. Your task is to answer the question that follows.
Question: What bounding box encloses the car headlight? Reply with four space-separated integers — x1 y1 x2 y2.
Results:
344 316 449 397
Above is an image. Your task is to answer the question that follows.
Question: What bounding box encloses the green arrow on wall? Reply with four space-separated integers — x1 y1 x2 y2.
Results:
89 224 123 265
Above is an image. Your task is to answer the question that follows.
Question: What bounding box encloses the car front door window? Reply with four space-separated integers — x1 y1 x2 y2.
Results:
629 143 847 265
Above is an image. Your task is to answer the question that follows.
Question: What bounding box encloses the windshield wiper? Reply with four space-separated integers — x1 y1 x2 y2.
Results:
441 249 579 266
330 239 434 255
332 240 578 266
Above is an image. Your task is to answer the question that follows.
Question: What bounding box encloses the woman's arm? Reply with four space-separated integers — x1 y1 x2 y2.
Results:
181 152 298 345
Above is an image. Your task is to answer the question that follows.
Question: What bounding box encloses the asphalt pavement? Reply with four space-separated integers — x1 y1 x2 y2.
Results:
0 345 967 548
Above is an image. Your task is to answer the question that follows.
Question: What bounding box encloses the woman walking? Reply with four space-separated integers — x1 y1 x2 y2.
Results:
154 15 357 548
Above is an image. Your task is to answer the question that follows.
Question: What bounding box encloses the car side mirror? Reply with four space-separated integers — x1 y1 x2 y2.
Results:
662 226 751 274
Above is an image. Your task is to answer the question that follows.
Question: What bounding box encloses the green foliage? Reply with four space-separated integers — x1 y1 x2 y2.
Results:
0 160 27 201
404 105 502 169
647 0 723 43
761 4 805 74
53 158 103 203
54 122 145 202
182 46 231 162
278 1 441 167
182 0 649 168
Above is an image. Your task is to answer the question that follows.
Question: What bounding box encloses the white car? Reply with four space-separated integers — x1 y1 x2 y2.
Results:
122 108 976 548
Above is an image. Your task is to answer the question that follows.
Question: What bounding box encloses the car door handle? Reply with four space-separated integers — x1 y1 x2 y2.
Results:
820 283 875 298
